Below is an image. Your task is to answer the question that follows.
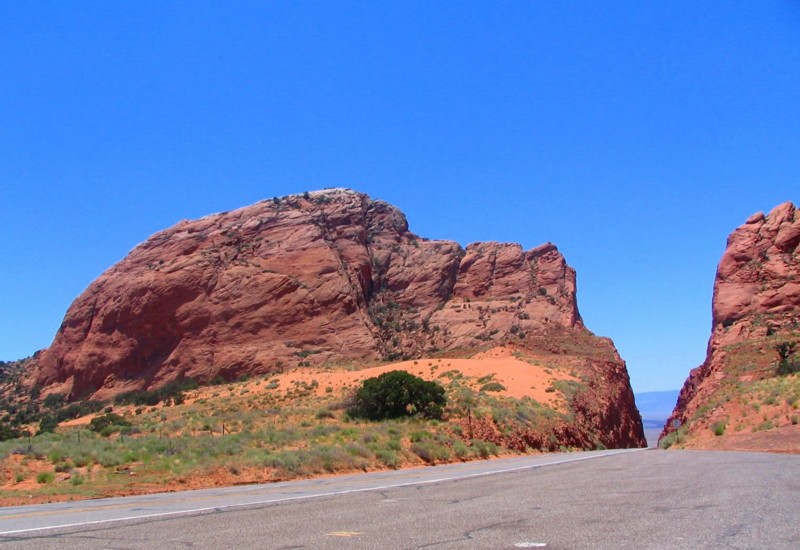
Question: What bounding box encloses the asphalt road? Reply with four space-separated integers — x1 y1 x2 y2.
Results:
0 448 797 549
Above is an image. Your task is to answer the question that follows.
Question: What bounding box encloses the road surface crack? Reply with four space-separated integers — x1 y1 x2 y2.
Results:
413 519 528 548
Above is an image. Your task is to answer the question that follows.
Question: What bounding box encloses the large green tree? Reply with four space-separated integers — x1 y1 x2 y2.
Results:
349 370 446 420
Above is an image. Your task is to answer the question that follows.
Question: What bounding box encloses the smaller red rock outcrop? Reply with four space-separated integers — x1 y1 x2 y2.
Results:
662 202 800 450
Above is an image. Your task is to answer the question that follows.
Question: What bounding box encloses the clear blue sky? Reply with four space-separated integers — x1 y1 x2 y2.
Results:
1 2 798 393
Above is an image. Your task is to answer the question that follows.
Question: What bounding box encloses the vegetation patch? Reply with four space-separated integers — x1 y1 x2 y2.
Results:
348 371 446 420
776 341 800 375
114 379 199 407
89 413 132 435
0 346 614 504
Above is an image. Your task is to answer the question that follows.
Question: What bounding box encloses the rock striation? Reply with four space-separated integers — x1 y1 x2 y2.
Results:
661 202 800 450
22 189 644 447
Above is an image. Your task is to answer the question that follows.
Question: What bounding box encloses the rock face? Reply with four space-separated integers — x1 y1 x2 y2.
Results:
23 189 644 447
661 202 800 450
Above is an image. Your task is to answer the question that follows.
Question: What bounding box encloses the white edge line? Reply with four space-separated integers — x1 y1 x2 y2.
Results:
0 448 645 536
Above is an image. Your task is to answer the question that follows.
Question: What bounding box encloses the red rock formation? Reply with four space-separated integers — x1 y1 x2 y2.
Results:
22 189 644 447
662 202 800 449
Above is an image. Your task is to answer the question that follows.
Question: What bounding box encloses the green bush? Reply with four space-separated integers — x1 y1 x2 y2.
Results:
0 422 20 442
452 440 469 459
37 415 58 435
410 430 433 443
659 427 686 449
374 448 401 468
315 409 336 419
55 400 105 422
36 471 55 484
776 342 800 375
411 440 450 464
43 393 66 410
479 382 507 393
113 379 198 407
348 371 446 420
470 439 499 458
89 413 132 434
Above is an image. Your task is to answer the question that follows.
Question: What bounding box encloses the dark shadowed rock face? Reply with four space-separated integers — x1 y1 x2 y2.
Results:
662 202 800 449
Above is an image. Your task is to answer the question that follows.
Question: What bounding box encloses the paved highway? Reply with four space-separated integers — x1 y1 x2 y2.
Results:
0 448 797 549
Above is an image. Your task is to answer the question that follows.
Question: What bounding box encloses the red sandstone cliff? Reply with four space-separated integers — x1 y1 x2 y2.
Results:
661 202 800 451
21 189 644 447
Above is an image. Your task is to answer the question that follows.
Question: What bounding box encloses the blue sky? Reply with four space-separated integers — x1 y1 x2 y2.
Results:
1 2 798 393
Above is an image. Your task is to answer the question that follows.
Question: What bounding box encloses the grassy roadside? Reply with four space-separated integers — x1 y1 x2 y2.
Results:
660 331 800 450
0 360 587 506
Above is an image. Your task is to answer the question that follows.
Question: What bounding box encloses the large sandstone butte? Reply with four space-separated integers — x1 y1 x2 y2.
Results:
661 201 800 452
23 189 644 447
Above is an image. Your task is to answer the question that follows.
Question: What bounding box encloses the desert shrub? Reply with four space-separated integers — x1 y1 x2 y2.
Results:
264 451 303 474
344 442 372 459
37 415 58 435
551 379 585 401
54 461 72 473
5 401 41 427
36 471 55 484
348 371 446 420
778 361 800 376
712 421 726 436
42 393 66 410
264 445 367 475
114 379 198 407
0 422 20 442
660 433 676 449
55 400 105 422
48 449 67 464
409 430 431 442
659 427 686 449
374 448 401 468
479 382 507 393
776 342 800 375
470 439 499 458
755 420 775 431
89 413 132 434
411 440 450 464
99 426 121 438
96 448 125 467
452 440 470 459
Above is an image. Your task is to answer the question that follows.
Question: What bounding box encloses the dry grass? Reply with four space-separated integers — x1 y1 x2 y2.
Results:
0 346 597 506
663 330 800 452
